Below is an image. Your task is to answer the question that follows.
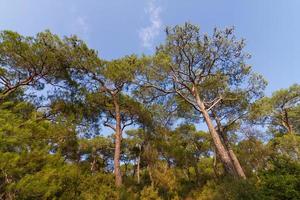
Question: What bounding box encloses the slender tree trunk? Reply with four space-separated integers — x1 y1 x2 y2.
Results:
186 167 191 180
137 153 140 184
113 96 122 187
194 91 238 177
213 148 219 178
283 109 293 133
90 155 96 174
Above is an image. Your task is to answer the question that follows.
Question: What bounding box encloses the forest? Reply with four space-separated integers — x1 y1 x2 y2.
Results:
0 23 299 200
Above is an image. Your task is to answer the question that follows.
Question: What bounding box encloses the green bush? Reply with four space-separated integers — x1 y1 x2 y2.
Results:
258 157 300 200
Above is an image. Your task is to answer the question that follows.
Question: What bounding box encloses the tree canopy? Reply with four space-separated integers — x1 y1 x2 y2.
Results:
0 23 299 200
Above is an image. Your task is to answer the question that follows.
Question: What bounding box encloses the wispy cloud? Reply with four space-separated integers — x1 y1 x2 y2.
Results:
69 5 90 40
76 16 89 39
139 0 162 48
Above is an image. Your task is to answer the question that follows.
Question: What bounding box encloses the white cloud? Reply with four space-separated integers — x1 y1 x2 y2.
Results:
139 0 162 48
69 5 90 40
76 16 89 38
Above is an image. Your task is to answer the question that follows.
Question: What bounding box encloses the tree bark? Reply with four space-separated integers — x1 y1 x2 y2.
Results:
213 147 219 178
283 109 293 133
137 153 140 184
194 91 238 177
113 96 122 187
212 110 247 179
220 132 246 179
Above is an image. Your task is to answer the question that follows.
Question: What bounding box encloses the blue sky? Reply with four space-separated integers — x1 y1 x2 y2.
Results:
0 0 299 94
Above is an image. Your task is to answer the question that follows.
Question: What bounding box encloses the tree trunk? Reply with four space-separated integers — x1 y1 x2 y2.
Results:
283 109 293 133
194 91 238 177
90 155 96 174
213 148 219 178
228 148 246 178
137 153 140 184
211 110 247 179
220 132 246 179
113 96 122 187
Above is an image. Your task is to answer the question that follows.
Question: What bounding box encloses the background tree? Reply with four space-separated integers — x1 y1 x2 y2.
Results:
251 84 300 135
0 30 72 101
65 47 146 187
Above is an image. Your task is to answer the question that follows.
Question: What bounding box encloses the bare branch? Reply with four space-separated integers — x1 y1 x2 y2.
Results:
206 97 222 112
104 121 116 132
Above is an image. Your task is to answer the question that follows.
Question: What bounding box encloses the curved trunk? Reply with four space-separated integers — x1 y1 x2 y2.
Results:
228 148 246 178
212 110 247 179
220 132 246 179
194 91 240 178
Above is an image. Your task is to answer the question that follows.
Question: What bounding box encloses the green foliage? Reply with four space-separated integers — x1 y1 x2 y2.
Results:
0 25 299 200
0 30 78 100
258 157 300 200
13 165 79 199
140 186 162 200
194 178 260 200
78 173 117 200
250 84 300 135
236 137 271 176
270 134 300 160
